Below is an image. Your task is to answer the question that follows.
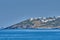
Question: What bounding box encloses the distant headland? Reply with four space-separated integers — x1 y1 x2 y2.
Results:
4 16 60 29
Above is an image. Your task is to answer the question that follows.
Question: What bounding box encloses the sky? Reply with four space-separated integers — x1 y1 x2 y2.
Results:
0 0 60 28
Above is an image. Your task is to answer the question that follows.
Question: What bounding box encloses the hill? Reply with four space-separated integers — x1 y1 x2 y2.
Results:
4 16 60 29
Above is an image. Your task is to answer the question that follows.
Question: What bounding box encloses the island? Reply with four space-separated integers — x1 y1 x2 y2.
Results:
4 16 60 29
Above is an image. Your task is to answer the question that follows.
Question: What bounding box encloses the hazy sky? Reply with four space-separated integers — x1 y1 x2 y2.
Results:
0 0 60 27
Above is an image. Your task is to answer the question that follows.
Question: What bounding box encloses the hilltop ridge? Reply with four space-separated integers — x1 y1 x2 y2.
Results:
4 16 60 29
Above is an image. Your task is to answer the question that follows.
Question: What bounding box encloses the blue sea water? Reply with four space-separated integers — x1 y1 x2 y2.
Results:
0 29 60 40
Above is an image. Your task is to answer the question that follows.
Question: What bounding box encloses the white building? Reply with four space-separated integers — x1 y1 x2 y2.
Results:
30 18 34 21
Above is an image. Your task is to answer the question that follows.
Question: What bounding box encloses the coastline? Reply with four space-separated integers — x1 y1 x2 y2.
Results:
1 29 60 32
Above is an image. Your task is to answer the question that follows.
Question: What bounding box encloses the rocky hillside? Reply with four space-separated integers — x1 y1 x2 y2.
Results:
4 16 60 29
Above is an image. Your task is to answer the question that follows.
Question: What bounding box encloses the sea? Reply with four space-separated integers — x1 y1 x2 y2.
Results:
0 29 60 40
